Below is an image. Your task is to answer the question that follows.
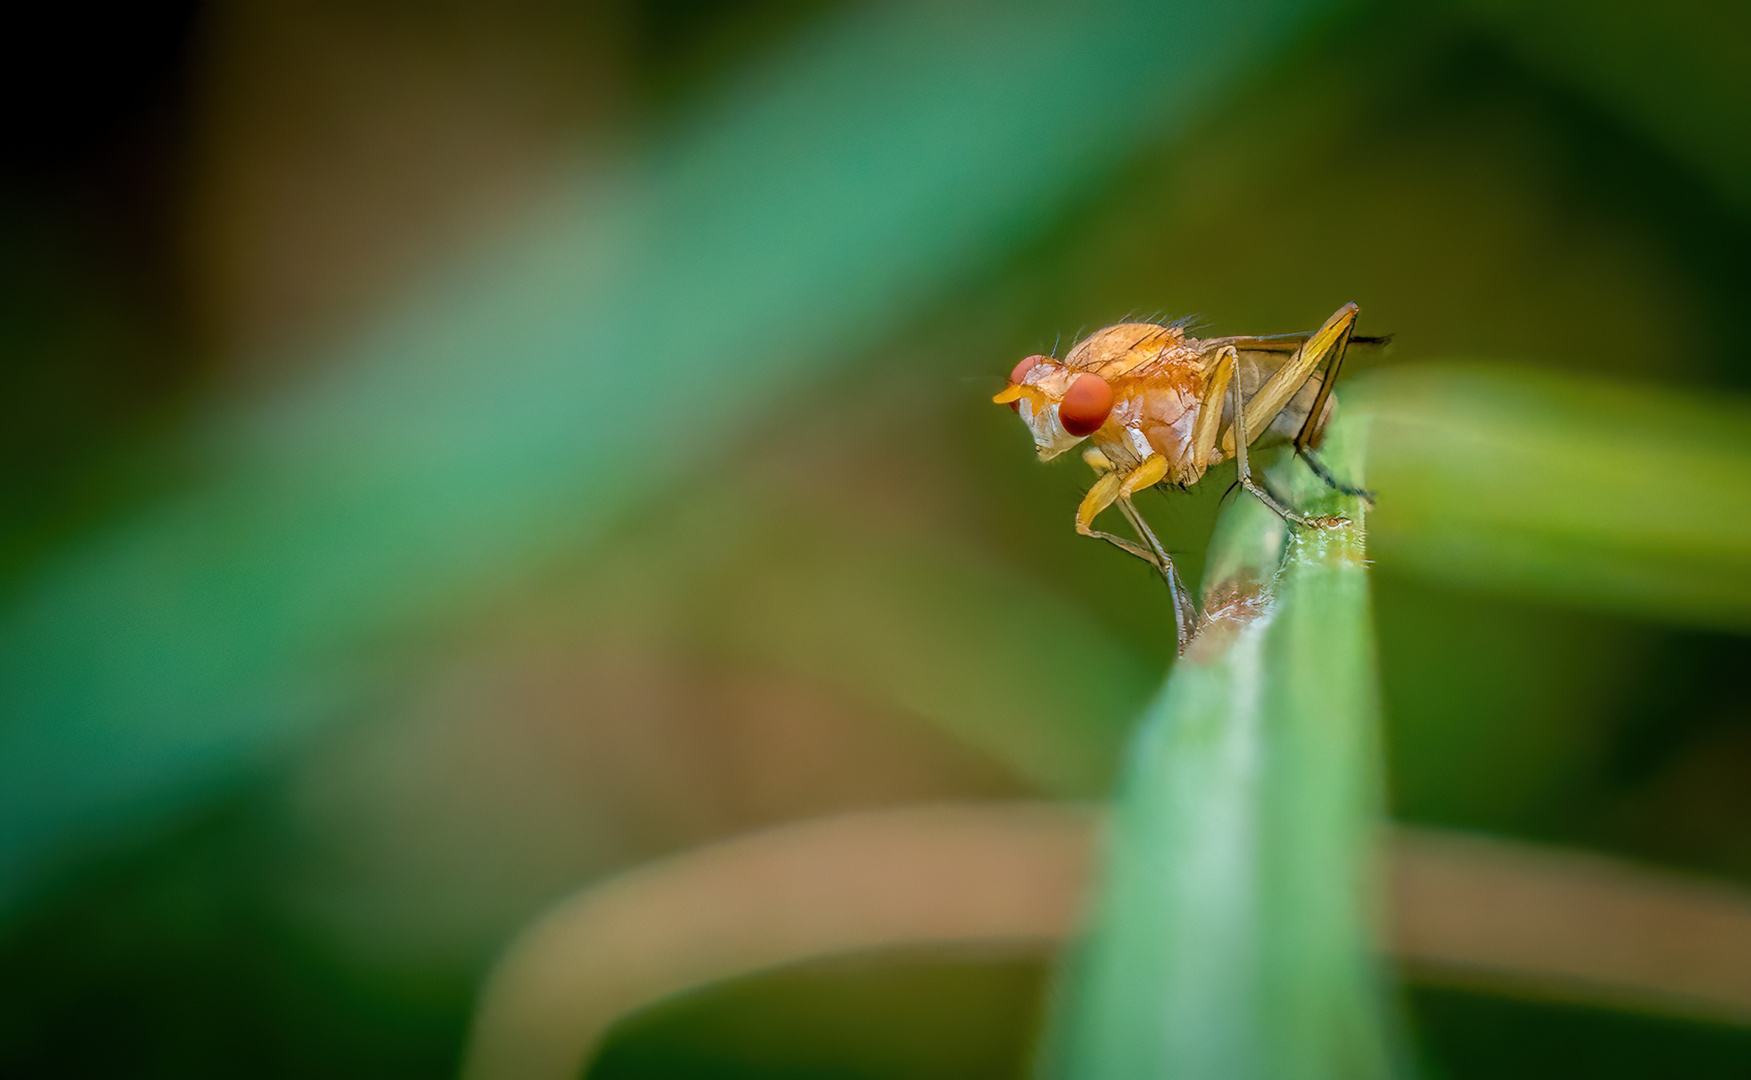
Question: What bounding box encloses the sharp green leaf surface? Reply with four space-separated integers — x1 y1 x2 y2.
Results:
1041 413 1398 1080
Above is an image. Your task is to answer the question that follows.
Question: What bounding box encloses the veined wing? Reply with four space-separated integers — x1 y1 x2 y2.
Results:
1201 331 1393 354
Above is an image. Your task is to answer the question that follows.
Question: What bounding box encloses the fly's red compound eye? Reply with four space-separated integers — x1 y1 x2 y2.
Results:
1059 373 1113 436
1006 355 1047 411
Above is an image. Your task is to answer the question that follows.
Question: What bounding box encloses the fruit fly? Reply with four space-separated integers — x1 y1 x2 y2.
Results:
993 303 1383 653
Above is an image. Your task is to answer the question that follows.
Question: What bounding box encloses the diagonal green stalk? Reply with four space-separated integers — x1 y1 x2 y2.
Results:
1040 409 1398 1079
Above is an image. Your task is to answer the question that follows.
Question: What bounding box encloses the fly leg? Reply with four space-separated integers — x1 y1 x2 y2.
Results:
1116 498 1196 653
1297 448 1372 502
1079 450 1195 652
1290 307 1373 502
1228 347 1327 529
1117 457 1195 652
1075 466 1162 569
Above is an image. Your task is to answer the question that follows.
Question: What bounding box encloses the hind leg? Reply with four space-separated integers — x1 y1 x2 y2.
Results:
1290 308 1373 502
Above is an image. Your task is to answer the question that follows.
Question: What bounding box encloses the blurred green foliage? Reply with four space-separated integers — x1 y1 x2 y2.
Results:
3 0 1750 1077
0 0 1326 908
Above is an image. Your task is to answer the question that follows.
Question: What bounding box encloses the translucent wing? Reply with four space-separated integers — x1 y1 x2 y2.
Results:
1201 331 1392 354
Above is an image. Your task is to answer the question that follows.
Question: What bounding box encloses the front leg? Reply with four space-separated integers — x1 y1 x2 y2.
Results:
1077 454 1195 652
1076 468 1157 567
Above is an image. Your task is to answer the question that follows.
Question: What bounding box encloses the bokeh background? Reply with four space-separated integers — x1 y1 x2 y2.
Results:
3 0 1750 1076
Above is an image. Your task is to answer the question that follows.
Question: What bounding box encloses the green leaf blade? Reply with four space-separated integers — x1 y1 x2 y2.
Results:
1041 412 1398 1079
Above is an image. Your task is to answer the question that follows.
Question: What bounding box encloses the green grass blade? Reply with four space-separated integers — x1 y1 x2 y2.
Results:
1041 412 1397 1079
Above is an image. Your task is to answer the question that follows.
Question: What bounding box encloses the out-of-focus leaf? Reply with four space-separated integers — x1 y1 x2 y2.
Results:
0 0 1336 907
1041 416 1398 1078
1358 363 1751 628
